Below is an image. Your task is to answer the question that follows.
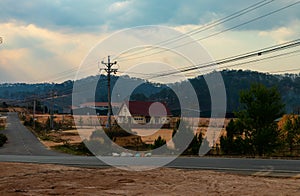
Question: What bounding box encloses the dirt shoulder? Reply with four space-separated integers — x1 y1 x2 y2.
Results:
0 162 299 195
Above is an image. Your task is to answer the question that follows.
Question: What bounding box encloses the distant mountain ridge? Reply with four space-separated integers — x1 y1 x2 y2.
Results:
1 70 300 114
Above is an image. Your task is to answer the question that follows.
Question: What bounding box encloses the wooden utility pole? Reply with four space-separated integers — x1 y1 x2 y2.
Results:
101 56 118 131
50 91 55 130
33 99 36 130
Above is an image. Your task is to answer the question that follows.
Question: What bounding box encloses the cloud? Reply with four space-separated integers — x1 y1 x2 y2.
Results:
0 1 299 83
0 0 111 32
172 18 300 74
0 48 35 82
0 0 299 32
259 20 300 43
0 22 102 83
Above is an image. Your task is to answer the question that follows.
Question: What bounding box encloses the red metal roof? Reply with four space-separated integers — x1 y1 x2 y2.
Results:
125 101 172 116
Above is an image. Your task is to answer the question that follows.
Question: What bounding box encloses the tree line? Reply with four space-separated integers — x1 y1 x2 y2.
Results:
220 83 300 156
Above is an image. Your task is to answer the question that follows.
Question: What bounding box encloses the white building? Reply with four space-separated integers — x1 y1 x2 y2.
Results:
117 101 172 125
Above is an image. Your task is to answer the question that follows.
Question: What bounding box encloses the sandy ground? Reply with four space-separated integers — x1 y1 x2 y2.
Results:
0 163 299 195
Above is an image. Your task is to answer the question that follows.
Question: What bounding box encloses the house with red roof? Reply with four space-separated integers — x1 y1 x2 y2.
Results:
117 101 172 125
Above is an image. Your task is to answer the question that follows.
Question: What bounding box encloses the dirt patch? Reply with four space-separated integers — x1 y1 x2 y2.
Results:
134 129 173 145
39 130 83 148
0 117 6 128
0 162 299 195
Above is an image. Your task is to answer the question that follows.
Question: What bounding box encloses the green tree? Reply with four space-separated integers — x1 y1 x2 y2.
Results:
199 136 210 155
78 116 83 128
220 119 250 155
152 136 166 149
130 93 148 101
220 119 236 154
172 120 194 153
0 133 7 147
236 83 285 156
282 116 300 154
185 133 203 155
172 119 205 155
2 102 8 108
88 130 113 155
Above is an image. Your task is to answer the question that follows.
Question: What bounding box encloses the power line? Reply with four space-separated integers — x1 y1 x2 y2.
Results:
143 39 300 80
36 0 273 80
117 1 300 63
4 77 108 106
26 57 104 84
150 48 300 79
116 0 275 61
10 39 300 103
5 48 300 107
20 1 298 84
208 49 300 73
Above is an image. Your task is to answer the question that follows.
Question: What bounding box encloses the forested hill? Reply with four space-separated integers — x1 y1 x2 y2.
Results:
147 70 300 115
221 70 300 113
0 70 300 114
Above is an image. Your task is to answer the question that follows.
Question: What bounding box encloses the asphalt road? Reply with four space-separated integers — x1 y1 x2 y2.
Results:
0 155 299 174
0 112 299 177
0 112 65 156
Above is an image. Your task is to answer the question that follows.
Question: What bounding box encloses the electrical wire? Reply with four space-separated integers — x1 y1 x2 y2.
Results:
116 0 275 61
117 1 300 63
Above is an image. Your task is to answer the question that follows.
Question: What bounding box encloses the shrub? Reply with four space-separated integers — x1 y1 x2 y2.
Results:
0 133 7 147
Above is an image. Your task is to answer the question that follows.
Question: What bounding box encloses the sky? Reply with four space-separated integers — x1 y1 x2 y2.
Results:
0 0 300 83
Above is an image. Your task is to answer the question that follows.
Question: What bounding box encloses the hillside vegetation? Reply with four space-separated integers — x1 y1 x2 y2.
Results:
1 70 300 114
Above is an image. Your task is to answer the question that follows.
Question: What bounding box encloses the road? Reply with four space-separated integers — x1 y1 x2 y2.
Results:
0 112 299 177
0 112 65 156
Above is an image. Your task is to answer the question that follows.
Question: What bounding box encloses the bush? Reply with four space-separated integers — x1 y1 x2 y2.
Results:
91 125 133 141
152 136 166 149
52 142 93 156
0 133 7 147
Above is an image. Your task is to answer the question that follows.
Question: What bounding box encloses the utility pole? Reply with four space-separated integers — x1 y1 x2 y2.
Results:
101 56 118 131
33 99 36 130
50 91 55 130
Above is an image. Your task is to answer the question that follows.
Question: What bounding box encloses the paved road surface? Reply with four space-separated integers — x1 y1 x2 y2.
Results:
0 112 299 177
0 112 65 156
0 155 299 176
